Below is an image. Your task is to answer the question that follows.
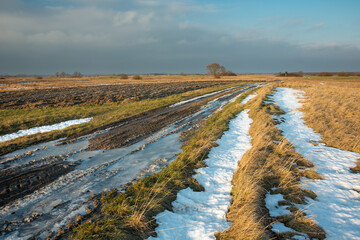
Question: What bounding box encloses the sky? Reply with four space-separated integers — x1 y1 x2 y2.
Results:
0 0 359 75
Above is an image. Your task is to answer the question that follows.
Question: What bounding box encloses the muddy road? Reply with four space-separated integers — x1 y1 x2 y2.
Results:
0 83 260 239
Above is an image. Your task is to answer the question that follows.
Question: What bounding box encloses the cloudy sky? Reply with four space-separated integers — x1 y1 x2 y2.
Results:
0 0 359 75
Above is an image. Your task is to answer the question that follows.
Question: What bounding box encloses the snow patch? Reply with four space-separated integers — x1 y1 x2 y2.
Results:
169 86 241 108
270 87 360 239
149 110 253 240
240 93 257 104
0 118 92 143
271 222 293 234
265 193 291 217
170 90 225 107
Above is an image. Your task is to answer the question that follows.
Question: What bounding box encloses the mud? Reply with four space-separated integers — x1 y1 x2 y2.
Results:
0 155 76 208
0 80 242 109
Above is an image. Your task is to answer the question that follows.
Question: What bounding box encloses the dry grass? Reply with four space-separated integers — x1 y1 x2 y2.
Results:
350 160 360 173
219 84 325 240
0 74 277 91
282 78 360 154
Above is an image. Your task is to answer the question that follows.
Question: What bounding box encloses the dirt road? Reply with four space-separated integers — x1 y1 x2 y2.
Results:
0 83 259 239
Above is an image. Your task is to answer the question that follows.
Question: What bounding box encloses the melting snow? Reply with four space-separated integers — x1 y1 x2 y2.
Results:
0 118 92 143
265 193 291 217
240 93 257 104
169 86 242 108
270 87 360 239
271 222 293 234
149 110 253 240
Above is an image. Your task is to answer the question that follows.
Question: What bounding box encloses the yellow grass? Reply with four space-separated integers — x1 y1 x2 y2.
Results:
282 78 360 154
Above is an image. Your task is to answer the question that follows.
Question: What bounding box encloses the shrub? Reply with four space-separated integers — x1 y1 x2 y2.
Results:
133 75 142 80
337 71 349 77
120 74 128 79
222 71 237 76
277 71 303 77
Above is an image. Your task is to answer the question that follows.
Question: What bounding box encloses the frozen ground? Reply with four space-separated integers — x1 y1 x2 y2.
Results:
270 87 360 239
149 109 253 240
0 118 92 143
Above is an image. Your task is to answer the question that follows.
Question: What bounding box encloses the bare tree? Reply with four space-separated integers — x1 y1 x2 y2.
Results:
206 63 222 78
220 66 226 76
206 63 236 78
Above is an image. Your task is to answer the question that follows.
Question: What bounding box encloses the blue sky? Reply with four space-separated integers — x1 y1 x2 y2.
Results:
0 0 359 74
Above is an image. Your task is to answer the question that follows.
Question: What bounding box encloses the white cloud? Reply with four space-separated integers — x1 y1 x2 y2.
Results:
138 12 154 25
113 11 137 26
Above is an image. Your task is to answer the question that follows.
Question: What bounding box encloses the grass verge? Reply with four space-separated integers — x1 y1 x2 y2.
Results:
282 79 360 154
281 79 360 177
67 87 260 239
218 84 326 240
0 83 249 156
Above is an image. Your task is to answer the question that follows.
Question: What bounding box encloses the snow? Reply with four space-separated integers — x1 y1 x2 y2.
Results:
149 110 253 240
266 191 309 239
265 193 291 217
170 90 227 107
270 87 360 240
0 118 92 143
271 222 293 234
240 93 257 104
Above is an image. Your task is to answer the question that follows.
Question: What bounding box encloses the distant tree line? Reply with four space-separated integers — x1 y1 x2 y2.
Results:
315 71 360 77
55 72 83 78
277 71 304 77
277 71 360 77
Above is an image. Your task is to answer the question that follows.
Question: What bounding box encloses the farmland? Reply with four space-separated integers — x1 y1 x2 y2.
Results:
0 75 359 240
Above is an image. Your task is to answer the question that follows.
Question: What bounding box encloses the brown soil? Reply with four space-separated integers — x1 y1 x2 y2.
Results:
0 81 242 109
